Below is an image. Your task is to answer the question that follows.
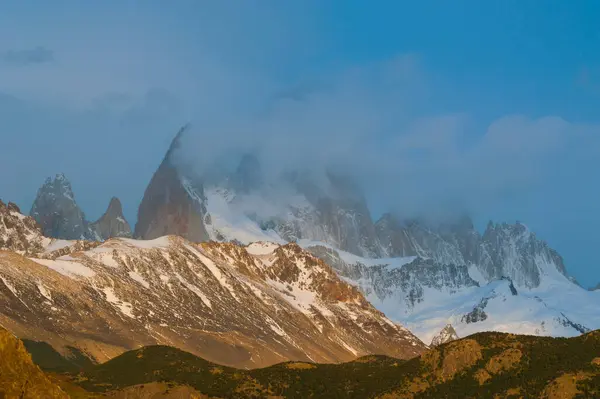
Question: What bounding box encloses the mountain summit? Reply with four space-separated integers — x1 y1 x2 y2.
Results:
30 173 91 240
89 197 131 239
30 174 131 241
135 124 210 242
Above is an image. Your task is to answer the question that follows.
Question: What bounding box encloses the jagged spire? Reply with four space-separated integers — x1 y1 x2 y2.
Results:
163 123 191 165
29 173 91 240
90 196 131 240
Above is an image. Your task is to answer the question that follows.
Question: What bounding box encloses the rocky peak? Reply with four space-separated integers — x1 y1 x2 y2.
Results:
591 283 600 291
375 214 468 265
89 197 132 240
479 221 567 288
29 174 92 240
134 125 209 242
372 213 570 289
430 324 459 347
0 199 47 254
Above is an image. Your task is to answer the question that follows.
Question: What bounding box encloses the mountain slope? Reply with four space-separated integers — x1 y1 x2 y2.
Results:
0 327 68 398
1 199 50 255
0 206 424 369
303 243 600 344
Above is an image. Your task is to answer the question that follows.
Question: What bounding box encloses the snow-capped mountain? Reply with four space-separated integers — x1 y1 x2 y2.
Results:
129 126 598 344
302 244 600 344
19 126 599 348
30 174 131 241
0 206 424 368
430 324 459 347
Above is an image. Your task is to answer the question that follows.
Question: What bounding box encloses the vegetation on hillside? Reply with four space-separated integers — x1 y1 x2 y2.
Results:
15 328 600 398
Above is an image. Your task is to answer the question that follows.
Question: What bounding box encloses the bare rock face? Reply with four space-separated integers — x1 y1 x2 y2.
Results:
134 125 209 242
430 324 459 347
89 197 132 240
0 199 48 255
479 221 567 288
29 174 93 240
374 214 568 289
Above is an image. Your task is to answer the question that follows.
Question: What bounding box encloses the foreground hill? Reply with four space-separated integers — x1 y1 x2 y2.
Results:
0 328 67 398
22 328 600 398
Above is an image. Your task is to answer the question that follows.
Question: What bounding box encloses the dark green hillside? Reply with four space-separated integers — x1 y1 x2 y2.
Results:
23 339 96 373
21 330 600 398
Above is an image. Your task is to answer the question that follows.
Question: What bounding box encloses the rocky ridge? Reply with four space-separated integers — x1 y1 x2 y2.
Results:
1 199 49 255
0 207 425 368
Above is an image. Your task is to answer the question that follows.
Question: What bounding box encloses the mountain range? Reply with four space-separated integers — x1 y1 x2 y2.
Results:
1 198 424 369
1 124 599 387
15 125 600 347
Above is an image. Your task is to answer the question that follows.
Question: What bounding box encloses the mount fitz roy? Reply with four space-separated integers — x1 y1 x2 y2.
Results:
18 125 600 346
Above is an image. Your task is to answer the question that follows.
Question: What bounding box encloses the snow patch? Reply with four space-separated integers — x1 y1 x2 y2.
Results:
33 258 96 279
102 287 135 318
0 276 18 297
246 242 280 256
37 282 52 301
175 274 212 309
118 236 171 249
128 271 150 289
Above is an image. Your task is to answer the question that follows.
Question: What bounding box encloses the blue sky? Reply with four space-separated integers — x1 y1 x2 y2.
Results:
0 1 599 286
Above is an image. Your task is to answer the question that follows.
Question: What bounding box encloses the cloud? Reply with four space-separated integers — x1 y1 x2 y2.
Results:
172 55 600 225
1 46 54 66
